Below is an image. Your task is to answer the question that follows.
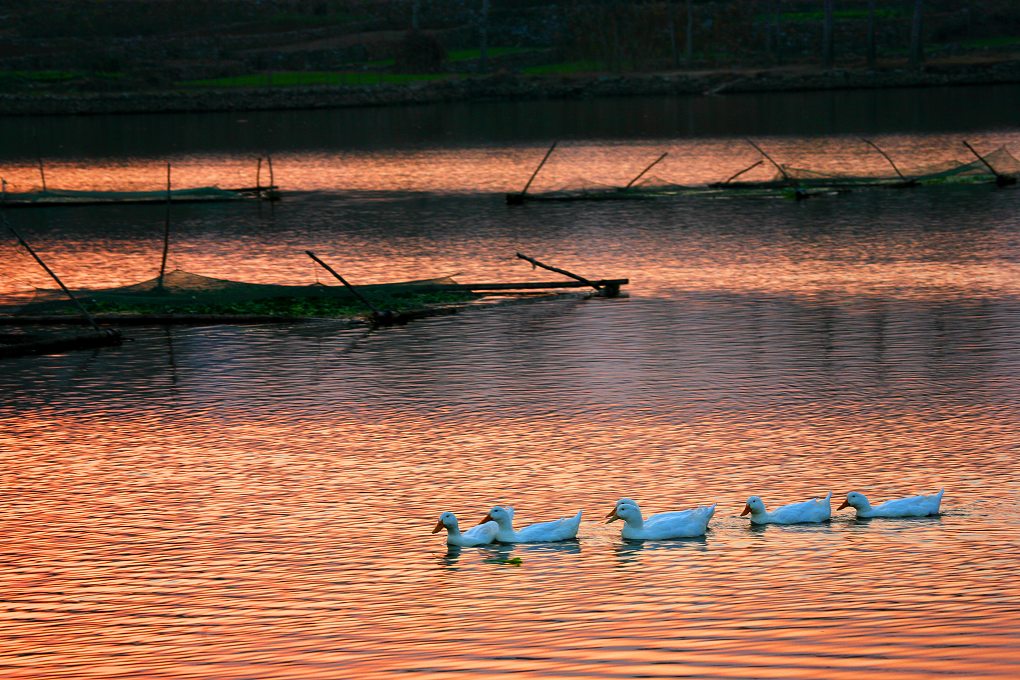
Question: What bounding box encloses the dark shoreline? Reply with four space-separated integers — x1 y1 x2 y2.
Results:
2 60 1020 117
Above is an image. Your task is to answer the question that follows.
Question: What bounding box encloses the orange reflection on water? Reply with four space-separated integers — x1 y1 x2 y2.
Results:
2 133 1019 678
1 132 1019 194
2 388 1018 678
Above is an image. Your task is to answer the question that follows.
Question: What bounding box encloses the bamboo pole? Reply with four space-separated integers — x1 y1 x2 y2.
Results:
507 141 558 203
862 138 911 182
515 252 603 293
460 279 628 292
6 222 101 331
256 157 263 194
745 139 791 182
624 152 669 190
267 154 275 188
305 250 391 321
722 159 764 184
37 158 47 192
157 162 171 291
962 140 1016 186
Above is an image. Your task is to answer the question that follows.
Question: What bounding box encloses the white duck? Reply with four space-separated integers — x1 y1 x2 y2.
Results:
837 489 944 518
432 511 499 546
741 492 832 525
612 497 679 524
479 505 582 542
606 499 716 539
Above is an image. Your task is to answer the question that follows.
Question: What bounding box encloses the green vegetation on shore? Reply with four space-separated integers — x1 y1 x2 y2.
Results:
180 71 452 89
179 48 544 89
4 0 1020 102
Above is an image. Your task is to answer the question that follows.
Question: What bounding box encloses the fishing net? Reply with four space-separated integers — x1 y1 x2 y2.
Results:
12 269 464 315
554 145 1020 193
780 146 1020 186
4 187 249 206
519 176 684 201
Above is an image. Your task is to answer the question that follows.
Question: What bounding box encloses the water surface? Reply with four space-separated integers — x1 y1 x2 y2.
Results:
1 93 1019 679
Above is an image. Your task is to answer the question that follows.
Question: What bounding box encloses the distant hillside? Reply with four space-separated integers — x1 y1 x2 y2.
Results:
2 1 1020 94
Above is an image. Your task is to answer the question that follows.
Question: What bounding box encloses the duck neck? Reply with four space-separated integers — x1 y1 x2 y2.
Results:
494 515 515 540
624 513 644 529
445 520 462 538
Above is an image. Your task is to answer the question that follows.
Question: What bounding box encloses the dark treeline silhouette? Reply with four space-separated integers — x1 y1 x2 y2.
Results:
0 0 1018 89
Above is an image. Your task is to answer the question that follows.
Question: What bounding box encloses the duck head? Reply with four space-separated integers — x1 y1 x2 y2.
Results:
838 491 868 511
741 496 766 517
478 505 513 528
606 498 640 519
432 511 458 534
606 502 641 525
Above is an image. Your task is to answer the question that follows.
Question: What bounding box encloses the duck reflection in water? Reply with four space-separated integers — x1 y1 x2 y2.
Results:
614 535 709 566
438 540 581 569
745 521 837 535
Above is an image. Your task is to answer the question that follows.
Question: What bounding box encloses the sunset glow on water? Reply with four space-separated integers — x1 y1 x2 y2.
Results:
2 96 1019 678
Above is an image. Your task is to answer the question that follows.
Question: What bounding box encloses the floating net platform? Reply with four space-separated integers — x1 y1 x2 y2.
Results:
8 269 466 318
509 145 1020 203
1 186 261 208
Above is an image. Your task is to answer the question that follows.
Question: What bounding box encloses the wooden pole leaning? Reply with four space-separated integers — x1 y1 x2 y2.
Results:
6 222 104 333
722 159 764 184
515 252 619 296
157 162 172 291
962 140 1016 187
507 141 558 204
305 250 394 324
745 139 791 182
624 152 669 190
745 139 810 199
862 138 915 185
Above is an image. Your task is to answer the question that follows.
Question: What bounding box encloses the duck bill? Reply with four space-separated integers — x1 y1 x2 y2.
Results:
431 520 445 534
605 508 620 524
740 504 751 516
476 513 494 526
836 500 850 510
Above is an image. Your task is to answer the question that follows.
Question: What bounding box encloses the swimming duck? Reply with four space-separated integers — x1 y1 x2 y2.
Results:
837 489 944 518
479 505 582 542
606 499 716 539
613 497 678 524
740 492 832 525
432 511 499 546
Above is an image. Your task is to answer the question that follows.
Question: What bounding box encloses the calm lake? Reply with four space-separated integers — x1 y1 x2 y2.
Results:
1 87 1019 679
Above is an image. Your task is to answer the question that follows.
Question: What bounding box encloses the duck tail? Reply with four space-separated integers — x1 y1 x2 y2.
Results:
823 491 833 503
705 503 717 518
